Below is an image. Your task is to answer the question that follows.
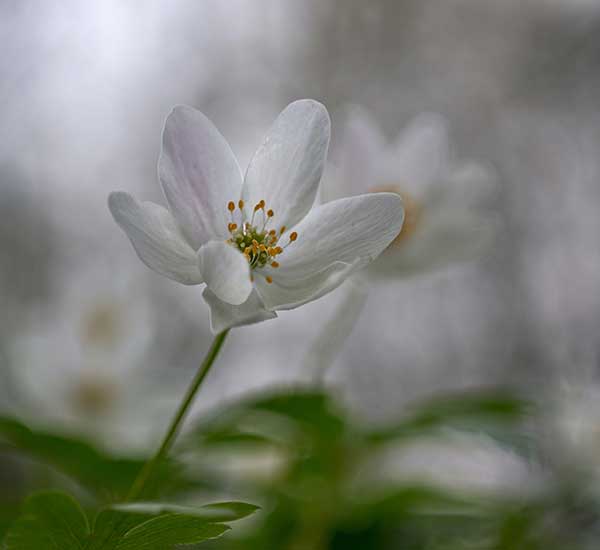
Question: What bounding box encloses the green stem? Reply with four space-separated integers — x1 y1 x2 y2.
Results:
304 280 368 382
127 329 230 501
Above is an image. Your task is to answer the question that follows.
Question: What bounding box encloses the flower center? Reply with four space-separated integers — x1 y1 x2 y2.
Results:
71 374 119 416
371 186 421 248
225 199 298 283
81 303 120 348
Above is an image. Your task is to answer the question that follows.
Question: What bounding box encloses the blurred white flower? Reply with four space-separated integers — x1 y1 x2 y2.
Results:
109 100 404 333
545 381 600 489
7 263 181 452
327 107 498 278
359 430 544 500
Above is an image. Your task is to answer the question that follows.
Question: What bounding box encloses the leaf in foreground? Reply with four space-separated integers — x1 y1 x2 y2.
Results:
115 515 229 549
4 491 89 549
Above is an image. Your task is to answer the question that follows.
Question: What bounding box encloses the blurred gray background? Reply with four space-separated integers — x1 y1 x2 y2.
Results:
1 0 600 443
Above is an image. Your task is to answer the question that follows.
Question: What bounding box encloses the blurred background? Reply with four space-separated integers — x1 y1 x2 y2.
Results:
1 2 600 543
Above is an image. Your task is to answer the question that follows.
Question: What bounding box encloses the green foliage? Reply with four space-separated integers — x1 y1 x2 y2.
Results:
0 416 143 497
114 515 229 549
3 491 257 549
0 416 193 499
4 491 89 550
182 387 574 550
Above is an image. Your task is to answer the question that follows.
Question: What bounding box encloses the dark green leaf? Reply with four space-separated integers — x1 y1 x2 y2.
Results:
87 500 257 548
3 491 89 550
115 514 229 549
0 416 191 499
366 391 530 443
186 388 346 450
113 501 259 522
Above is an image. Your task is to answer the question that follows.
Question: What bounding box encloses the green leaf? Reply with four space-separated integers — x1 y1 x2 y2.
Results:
115 514 229 549
86 509 155 550
3 491 89 549
0 416 191 499
366 390 530 443
87 500 257 549
187 388 346 450
112 501 259 522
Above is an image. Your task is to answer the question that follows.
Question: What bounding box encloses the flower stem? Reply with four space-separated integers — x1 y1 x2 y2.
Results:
305 280 368 382
127 329 230 501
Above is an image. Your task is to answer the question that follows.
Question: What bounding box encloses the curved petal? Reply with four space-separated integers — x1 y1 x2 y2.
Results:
373 207 499 277
158 105 243 249
255 259 361 311
242 99 330 230
108 192 202 285
198 241 252 305
256 193 404 309
202 288 277 333
383 113 449 198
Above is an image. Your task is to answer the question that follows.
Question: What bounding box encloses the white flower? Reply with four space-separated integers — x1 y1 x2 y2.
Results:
327 106 498 278
545 382 600 487
108 100 404 332
359 430 544 499
7 264 182 452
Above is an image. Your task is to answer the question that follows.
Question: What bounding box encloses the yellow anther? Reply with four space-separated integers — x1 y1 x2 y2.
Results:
268 247 276 256
280 226 286 234
266 276 273 284
259 244 267 252
267 209 274 217
228 201 235 212
252 239 259 246
275 246 283 254
289 232 298 242
259 199 266 207
269 229 276 236
238 199 245 209
271 261 279 268
228 222 237 231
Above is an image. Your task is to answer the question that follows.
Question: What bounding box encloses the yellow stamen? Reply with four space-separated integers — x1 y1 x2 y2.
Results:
271 261 279 268
289 232 298 242
267 209 274 217
228 201 235 212
280 226 286 234
266 276 273 284
238 199 245 210
228 222 237 231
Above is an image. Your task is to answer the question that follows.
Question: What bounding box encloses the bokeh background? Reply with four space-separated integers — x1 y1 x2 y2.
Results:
1 0 600 452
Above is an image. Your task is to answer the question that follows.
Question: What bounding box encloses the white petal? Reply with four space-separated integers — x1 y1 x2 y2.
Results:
158 105 243 249
384 113 449 196
255 259 361 311
202 288 277 333
108 192 202 285
242 99 330 230
443 161 498 207
326 105 385 201
374 208 499 277
197 241 252 305
256 193 404 310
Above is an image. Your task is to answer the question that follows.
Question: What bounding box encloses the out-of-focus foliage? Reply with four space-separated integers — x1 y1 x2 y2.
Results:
174 387 599 549
3 490 255 549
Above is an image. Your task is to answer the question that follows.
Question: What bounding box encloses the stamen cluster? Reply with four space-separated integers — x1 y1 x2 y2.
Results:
226 200 297 283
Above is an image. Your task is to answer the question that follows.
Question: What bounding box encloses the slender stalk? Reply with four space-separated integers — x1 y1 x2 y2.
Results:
305 280 368 382
127 329 230 501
